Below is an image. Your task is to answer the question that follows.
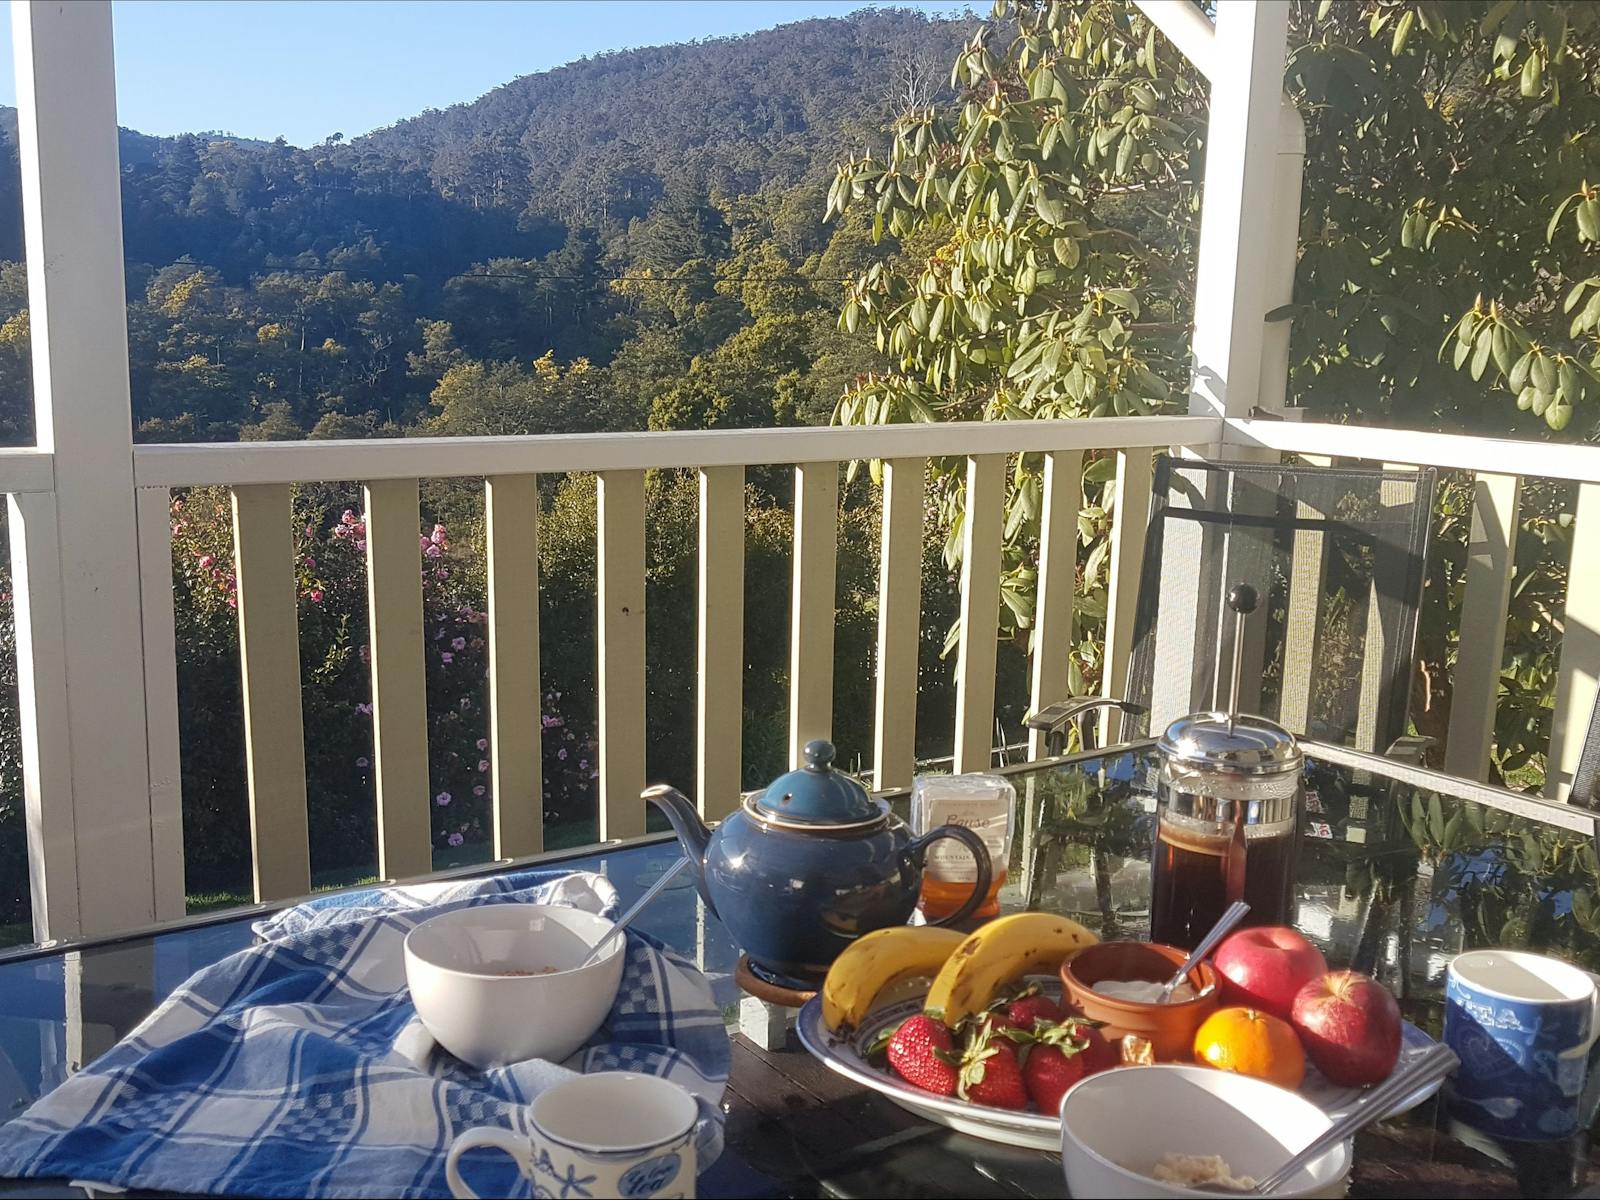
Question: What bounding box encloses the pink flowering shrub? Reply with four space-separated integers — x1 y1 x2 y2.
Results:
167 486 596 894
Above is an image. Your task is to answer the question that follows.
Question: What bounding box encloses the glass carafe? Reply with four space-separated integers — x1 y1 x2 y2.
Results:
1149 712 1303 950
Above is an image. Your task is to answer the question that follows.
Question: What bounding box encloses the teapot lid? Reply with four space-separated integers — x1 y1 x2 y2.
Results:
756 740 881 825
1158 711 1303 777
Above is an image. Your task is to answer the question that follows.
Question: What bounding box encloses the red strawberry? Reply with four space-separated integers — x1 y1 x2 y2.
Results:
991 989 1064 1033
959 1025 1030 1110
1022 1023 1091 1114
886 1014 961 1096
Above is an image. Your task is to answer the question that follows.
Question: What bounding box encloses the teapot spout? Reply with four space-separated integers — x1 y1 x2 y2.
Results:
641 784 717 919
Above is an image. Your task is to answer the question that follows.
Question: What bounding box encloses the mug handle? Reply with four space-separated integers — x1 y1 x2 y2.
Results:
446 1126 530 1200
908 824 994 927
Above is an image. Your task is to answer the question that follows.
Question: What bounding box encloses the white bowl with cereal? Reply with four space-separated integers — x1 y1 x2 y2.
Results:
404 904 625 1069
1059 1063 1351 1197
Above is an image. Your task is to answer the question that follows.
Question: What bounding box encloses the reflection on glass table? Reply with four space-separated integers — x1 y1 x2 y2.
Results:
1 741 1598 1198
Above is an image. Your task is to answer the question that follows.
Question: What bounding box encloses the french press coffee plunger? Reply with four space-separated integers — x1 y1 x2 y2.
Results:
1148 584 1305 951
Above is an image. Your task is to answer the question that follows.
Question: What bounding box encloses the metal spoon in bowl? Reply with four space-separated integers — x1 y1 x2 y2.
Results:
1156 900 1251 1002
1247 1043 1460 1195
578 856 691 968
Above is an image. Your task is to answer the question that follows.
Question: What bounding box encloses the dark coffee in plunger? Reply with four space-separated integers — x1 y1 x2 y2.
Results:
1148 584 1304 951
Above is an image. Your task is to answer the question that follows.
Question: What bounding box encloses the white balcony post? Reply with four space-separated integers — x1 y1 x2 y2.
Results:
1186 1 1292 428
12 0 160 935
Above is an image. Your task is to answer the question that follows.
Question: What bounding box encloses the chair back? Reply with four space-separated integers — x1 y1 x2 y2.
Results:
1122 457 1437 752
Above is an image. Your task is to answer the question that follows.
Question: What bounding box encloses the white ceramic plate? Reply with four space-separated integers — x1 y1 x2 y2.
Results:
795 985 1442 1152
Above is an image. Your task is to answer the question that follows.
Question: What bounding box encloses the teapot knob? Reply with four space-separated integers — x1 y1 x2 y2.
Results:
1227 582 1259 616
802 739 837 771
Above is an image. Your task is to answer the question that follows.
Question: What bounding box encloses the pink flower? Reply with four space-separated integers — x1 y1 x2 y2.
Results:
476 738 488 751
354 539 366 553
440 652 453 664
435 791 452 807
341 509 356 525
424 544 443 560
356 757 369 768
447 832 464 847
431 525 447 545
355 703 372 716
172 498 185 512
309 589 324 604
303 557 316 569
359 645 371 664
452 637 466 651
434 568 448 581
225 595 237 608
458 698 471 711
305 524 315 537
477 759 489 772
473 785 486 797
542 715 564 729
578 759 588 770
558 748 567 761
198 554 214 569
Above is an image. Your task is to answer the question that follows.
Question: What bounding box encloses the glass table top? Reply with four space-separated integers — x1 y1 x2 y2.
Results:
0 741 1597 1197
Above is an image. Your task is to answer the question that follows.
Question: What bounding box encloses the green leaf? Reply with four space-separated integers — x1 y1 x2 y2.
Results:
1559 358 1580 400
1517 385 1538 411
1548 195 1577 243
1392 9 1414 56
1547 399 1574 432
1491 325 1515 377
1580 200 1600 244
1532 353 1558 394
1509 350 1534 391
1428 794 1446 843
1521 52 1542 97
1470 324 1493 381
1480 0 1516 35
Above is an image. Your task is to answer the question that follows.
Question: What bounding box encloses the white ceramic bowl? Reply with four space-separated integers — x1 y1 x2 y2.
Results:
1059 1065 1353 1198
403 904 626 1069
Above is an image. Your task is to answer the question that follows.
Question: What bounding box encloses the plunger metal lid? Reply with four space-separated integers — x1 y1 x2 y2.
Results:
1158 710 1303 777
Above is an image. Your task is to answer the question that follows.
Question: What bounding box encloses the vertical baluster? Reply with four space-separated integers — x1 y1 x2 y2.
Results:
231 483 310 901
1101 450 1154 741
598 470 646 839
485 474 542 858
136 486 185 918
1548 481 1600 801
873 458 925 789
364 477 432 879
1445 473 1521 781
1028 451 1082 760
698 466 744 819
1354 470 1416 752
789 461 839 765
7 491 78 940
955 454 1007 774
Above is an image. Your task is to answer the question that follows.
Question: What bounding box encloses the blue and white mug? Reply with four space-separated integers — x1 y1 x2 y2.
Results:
1444 949 1600 1141
447 1072 697 1199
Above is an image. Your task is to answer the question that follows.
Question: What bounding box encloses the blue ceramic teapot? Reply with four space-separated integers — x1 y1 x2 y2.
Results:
643 740 993 988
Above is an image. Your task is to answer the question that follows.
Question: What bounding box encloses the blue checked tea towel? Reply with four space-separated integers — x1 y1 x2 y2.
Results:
0 868 730 1199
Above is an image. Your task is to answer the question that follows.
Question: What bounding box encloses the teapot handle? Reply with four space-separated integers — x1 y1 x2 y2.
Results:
908 825 994 928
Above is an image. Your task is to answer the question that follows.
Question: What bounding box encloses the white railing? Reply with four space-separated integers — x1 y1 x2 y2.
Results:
117 415 1214 914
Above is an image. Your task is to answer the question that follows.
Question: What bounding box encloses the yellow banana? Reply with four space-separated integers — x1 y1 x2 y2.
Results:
924 912 1099 1028
821 926 969 1032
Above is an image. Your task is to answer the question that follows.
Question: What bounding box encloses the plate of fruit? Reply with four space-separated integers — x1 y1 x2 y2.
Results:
796 915 1442 1151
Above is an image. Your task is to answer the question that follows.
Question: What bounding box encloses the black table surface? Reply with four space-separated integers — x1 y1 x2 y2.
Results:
3 741 1600 1197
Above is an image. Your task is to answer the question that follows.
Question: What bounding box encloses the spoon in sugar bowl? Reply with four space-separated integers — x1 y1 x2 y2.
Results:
1156 900 1250 1002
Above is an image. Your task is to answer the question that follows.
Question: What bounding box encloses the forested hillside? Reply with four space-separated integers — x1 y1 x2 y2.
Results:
0 8 973 445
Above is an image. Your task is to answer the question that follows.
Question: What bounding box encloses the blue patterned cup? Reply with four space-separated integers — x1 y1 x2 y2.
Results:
1444 949 1600 1141
447 1072 697 1199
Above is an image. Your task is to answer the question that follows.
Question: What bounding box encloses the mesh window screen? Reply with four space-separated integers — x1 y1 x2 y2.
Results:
1124 457 1437 751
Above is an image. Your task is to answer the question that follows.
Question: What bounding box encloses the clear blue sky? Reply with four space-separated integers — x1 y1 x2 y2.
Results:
0 1 973 146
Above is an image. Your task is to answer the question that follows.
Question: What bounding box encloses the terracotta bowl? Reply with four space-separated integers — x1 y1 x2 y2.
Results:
1060 941 1219 1062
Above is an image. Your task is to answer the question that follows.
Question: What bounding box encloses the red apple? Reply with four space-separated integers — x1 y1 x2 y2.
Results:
1212 926 1329 1021
1291 969 1402 1087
